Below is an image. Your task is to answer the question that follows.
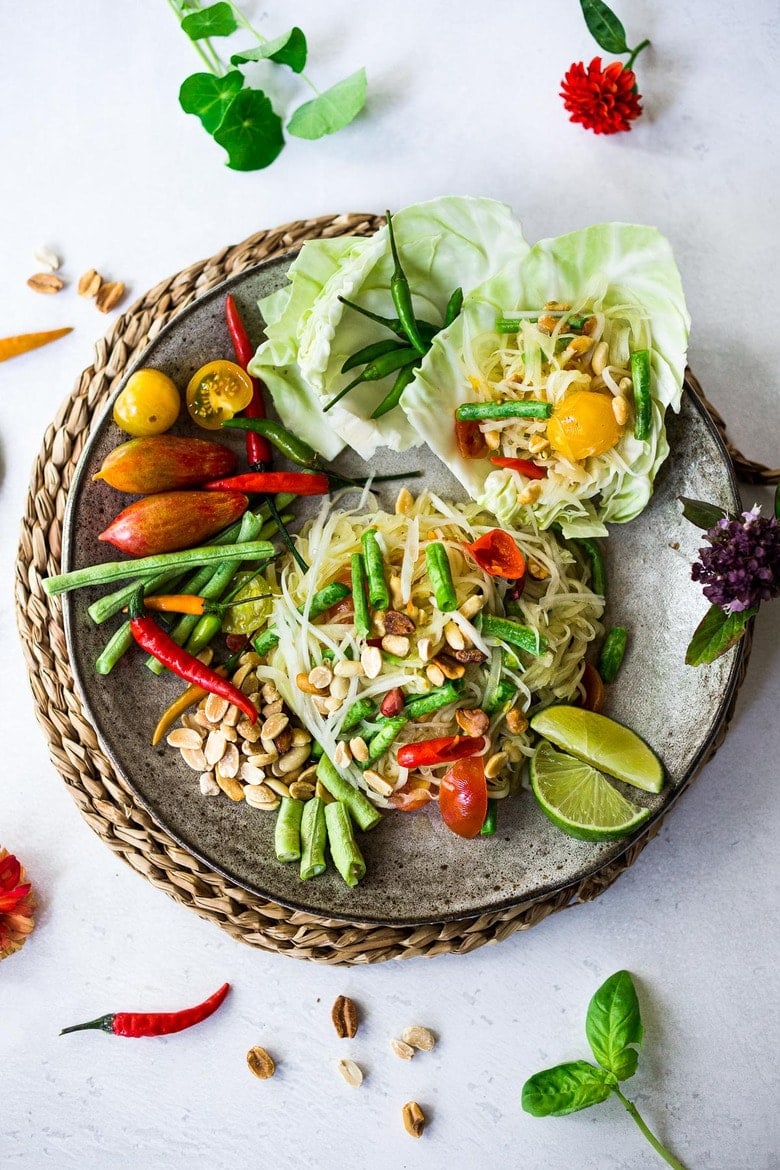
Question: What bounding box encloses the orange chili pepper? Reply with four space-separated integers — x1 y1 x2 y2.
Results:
0 326 72 363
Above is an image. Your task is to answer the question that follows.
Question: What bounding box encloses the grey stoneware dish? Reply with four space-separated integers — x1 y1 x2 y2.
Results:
61 256 745 926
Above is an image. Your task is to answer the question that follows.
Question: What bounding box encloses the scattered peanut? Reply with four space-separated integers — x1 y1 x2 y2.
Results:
333 659 364 678
455 708 490 737
505 708 529 735
337 1059 363 1087
27 272 64 294
308 664 333 690
334 741 352 768
381 634 410 657
485 751 509 780
612 396 629 426
402 1025 436 1051
361 646 383 679
402 1101 426 1138
395 486 414 515
34 246 61 271
246 1046 275 1080
95 280 126 313
363 770 394 798
527 555 550 580
349 737 369 764
391 1037 415 1060
518 480 543 506
331 995 359 1038
444 621 466 651
77 268 103 298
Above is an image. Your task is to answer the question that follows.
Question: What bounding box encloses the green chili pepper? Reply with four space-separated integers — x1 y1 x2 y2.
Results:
425 541 457 611
361 529 390 609
337 295 439 343
221 418 322 470
351 553 371 639
480 798 498 836
455 400 553 421
340 338 407 373
359 715 408 769
598 626 628 684
444 286 464 328
370 363 417 419
323 347 420 413
340 696 377 733
324 801 366 887
630 349 652 441
480 615 548 657
385 210 428 355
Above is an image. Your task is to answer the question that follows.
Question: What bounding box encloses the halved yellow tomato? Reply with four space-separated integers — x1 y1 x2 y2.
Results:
547 390 621 462
186 360 254 431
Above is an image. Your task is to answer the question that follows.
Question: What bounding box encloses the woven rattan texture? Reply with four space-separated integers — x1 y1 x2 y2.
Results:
15 216 775 964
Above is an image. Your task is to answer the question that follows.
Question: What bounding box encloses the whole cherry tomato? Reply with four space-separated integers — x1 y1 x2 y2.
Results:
112 369 181 437
438 756 488 838
186 360 254 431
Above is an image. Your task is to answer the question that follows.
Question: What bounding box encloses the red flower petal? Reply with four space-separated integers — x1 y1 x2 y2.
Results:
560 57 642 135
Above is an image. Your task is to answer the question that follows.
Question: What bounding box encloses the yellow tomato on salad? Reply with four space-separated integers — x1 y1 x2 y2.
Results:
186 360 254 430
546 391 621 462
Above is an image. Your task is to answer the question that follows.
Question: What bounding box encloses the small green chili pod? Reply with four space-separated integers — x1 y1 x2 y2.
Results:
385 210 428 355
444 286 464 327
455 400 553 421
351 553 371 639
361 529 390 609
425 541 458 612
572 537 607 599
598 627 628 684
483 677 518 716
341 338 407 373
299 797 327 880
370 363 417 419
323 347 419 413
221 418 321 469
324 801 366 888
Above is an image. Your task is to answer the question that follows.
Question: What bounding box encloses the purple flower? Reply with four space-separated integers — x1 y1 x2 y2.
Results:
691 505 780 613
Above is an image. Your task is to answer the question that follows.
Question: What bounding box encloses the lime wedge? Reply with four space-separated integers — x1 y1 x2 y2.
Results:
529 705 664 794
530 742 652 841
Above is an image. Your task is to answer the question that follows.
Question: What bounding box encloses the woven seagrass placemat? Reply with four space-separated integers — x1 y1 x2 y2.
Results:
15 214 779 964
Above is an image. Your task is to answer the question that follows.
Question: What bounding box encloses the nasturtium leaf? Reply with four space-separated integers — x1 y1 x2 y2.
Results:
685 603 756 666
213 88 284 171
579 0 629 54
179 71 244 134
679 497 729 529
181 2 238 40
585 970 643 1081
231 27 308 73
287 68 367 140
521 1060 614 1117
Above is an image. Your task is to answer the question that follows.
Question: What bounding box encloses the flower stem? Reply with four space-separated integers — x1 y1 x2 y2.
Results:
612 1088 688 1170
166 0 224 74
226 2 321 95
625 38 650 71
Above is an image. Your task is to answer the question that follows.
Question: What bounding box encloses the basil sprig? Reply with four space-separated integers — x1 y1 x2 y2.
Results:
522 971 688 1169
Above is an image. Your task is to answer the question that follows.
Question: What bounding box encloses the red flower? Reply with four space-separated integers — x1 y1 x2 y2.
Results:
560 57 642 135
0 848 35 960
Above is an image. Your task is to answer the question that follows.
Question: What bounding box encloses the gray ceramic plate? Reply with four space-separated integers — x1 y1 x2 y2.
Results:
62 257 744 925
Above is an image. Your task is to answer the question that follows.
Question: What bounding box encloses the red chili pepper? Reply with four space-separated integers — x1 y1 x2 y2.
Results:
127 586 258 723
225 294 272 470
464 529 526 579
455 418 489 459
396 735 486 769
60 982 230 1038
203 471 330 496
489 456 547 479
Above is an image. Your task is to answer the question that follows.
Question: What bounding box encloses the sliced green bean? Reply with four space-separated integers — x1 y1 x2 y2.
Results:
339 696 377 733
481 615 548 657
253 626 280 656
371 363 417 419
572 537 607 598
361 529 390 609
630 349 652 441
316 756 382 832
95 622 134 676
455 400 552 421
483 677 518 716
444 286 464 328
275 797 304 863
358 715 407 770
351 553 371 640
425 542 457 612
299 797 327 880
402 681 462 720
341 338 406 373
480 798 498 836
324 801 366 888
598 627 628 684
251 582 351 658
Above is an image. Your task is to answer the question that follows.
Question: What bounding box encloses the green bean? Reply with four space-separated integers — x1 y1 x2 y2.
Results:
385 210 428 354
495 318 532 333
316 756 382 832
339 697 377 733
323 347 419 413
258 512 295 541
251 582 352 658
370 364 417 419
324 801 366 887
351 553 371 640
481 615 548 657
402 681 462 719
572 537 607 598
483 678 518 716
341 338 407 373
309 740 324 760
222 418 321 469
480 798 498 836
361 529 390 609
299 797 327 880
252 626 280 656
95 622 134 676
444 286 464 327
358 715 407 770
630 349 652 441
598 627 628 684
455 400 553 421
275 797 304 863
425 542 457 612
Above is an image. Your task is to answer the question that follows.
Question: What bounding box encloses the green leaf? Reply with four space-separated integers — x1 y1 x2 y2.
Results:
213 88 284 171
522 1061 614 1117
181 2 237 40
586 970 643 1080
579 0 630 54
287 68 367 140
685 604 756 666
231 27 308 73
678 496 729 529
179 71 244 134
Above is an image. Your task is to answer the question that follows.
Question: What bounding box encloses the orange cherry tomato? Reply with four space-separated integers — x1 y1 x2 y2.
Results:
186 360 254 431
546 390 621 462
113 369 181 437
580 662 605 712
438 756 488 838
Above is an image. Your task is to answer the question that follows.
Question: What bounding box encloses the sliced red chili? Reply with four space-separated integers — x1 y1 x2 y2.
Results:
464 529 526 579
396 735 485 769
455 418 489 459
489 456 547 479
203 471 330 496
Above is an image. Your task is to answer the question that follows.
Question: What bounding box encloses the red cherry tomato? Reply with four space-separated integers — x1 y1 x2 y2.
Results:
455 418 489 459
464 529 526 579
438 757 488 838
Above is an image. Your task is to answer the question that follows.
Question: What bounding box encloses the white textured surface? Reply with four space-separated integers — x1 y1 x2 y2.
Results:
1 3 778 1168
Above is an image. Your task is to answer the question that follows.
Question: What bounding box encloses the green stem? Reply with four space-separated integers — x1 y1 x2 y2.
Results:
625 38 650 71
612 1088 687 1170
166 0 223 74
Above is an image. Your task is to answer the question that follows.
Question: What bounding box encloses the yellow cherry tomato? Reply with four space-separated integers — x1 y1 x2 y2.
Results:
112 369 181 436
186 360 254 431
546 391 621 463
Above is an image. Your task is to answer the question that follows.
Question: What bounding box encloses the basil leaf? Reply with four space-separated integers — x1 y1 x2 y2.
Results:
179 71 244 134
181 2 238 40
287 68 367 140
579 0 629 54
231 27 308 73
586 970 642 1080
213 89 284 171
522 1061 614 1117
678 496 729 529
685 604 756 667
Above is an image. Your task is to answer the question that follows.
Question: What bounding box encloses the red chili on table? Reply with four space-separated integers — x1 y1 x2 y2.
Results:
60 982 230 1038
127 586 258 723
464 529 526 579
489 456 547 479
225 294 272 470
396 735 486 769
203 471 330 497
